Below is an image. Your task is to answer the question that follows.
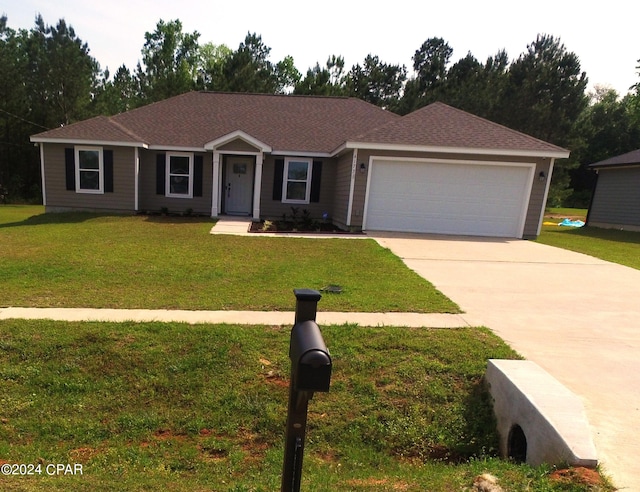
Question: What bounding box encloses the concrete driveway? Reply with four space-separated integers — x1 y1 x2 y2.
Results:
370 232 640 491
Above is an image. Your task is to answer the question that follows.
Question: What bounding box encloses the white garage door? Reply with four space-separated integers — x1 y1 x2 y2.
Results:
364 158 534 238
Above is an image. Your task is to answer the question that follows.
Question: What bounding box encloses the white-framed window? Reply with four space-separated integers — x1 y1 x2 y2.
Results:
282 157 312 204
75 146 103 193
166 152 193 198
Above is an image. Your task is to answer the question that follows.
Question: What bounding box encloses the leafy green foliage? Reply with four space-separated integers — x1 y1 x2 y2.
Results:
136 19 201 102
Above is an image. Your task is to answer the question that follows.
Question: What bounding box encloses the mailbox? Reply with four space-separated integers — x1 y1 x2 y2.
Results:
282 289 332 492
289 320 332 392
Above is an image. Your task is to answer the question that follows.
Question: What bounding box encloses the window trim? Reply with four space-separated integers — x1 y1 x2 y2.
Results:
282 157 312 204
75 146 104 194
166 152 194 198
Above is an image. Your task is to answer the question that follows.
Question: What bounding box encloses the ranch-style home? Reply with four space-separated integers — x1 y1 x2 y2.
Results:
30 91 569 238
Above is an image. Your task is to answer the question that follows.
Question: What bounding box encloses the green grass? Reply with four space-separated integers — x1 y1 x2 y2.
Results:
0 319 610 491
545 208 588 219
539 208 640 270
0 206 458 313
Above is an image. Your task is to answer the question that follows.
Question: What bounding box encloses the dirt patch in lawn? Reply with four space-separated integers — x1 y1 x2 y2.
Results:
549 467 605 487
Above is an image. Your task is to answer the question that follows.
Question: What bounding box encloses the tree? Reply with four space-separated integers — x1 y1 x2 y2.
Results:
501 34 588 146
24 15 100 127
437 51 509 120
398 37 453 113
346 54 406 109
137 19 200 102
294 55 348 96
196 42 232 90
497 35 588 206
220 32 278 93
93 65 141 115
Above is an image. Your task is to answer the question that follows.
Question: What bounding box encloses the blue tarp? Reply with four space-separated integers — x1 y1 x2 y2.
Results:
558 218 585 228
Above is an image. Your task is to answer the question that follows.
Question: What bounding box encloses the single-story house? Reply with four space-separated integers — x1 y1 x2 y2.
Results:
30 91 569 238
587 149 640 231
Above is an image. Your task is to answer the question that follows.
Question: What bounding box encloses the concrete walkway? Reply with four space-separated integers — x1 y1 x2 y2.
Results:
0 307 469 328
370 232 640 491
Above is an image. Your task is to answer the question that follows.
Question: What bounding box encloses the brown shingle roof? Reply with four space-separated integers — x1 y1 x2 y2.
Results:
32 92 399 153
354 102 569 155
32 93 568 157
589 149 640 168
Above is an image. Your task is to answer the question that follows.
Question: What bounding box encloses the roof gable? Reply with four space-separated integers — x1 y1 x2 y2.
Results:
350 102 569 158
31 115 145 147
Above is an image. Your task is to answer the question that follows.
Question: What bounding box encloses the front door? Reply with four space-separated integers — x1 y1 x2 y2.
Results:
224 156 254 215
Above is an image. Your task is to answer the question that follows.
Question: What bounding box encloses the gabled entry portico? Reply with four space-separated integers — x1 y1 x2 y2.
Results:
206 131 272 220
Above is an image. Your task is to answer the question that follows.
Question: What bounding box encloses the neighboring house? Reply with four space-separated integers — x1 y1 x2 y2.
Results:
30 91 569 238
587 149 640 231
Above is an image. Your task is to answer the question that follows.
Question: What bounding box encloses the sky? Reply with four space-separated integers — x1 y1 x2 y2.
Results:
3 0 640 97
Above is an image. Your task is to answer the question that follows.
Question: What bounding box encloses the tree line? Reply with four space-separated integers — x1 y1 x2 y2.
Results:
2 15 640 206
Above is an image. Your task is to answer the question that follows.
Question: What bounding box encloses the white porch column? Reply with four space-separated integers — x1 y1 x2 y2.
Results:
211 151 220 217
252 153 263 220
134 147 139 211
39 144 46 207
346 148 358 227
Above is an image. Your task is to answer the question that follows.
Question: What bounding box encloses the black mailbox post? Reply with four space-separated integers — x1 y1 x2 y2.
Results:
281 289 331 492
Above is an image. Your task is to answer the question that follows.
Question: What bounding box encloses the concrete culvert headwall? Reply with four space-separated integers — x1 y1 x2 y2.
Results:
485 359 598 468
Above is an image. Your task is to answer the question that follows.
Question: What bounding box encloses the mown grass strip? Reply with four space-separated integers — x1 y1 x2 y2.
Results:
0 319 610 491
0 206 458 313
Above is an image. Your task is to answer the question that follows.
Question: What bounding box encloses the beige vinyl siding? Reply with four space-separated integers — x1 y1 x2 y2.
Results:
43 143 135 212
589 167 640 228
523 157 553 238
259 156 337 221
138 149 212 215
218 139 261 153
331 151 355 230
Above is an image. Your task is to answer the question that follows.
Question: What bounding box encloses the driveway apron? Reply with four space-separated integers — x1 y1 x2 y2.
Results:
370 232 640 491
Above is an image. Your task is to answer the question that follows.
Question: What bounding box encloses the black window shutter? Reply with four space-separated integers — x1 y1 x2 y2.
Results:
65 148 75 191
193 155 203 197
104 150 114 193
310 160 323 203
273 158 284 200
156 153 166 195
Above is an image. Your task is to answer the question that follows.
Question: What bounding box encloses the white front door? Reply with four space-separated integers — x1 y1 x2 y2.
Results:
224 157 254 215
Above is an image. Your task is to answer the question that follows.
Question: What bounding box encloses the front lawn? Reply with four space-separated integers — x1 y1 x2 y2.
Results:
0 206 458 313
0 319 610 491
538 209 640 270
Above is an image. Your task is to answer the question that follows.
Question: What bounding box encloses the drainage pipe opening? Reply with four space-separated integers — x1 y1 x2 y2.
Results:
508 424 527 463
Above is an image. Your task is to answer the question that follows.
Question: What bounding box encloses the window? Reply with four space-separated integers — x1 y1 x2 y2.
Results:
166 153 193 198
283 158 312 203
75 147 103 193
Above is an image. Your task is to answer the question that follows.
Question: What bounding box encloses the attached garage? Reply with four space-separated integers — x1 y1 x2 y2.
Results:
363 157 535 238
